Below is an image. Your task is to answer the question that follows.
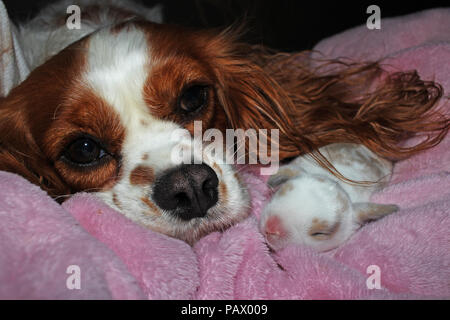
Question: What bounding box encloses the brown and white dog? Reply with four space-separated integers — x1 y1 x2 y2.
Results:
0 0 447 246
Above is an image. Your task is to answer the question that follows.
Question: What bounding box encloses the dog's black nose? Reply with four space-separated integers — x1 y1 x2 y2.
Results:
152 164 219 220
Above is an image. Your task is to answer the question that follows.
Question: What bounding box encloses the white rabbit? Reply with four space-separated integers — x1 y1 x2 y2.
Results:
260 143 398 252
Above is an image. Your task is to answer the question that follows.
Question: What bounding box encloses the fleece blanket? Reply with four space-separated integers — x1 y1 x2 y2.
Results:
0 8 449 299
0 0 29 96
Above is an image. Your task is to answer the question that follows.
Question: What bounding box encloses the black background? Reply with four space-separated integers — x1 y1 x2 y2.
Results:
3 0 450 51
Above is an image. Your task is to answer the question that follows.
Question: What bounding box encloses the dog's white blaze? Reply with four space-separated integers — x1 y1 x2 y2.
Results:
84 26 182 223
84 26 150 125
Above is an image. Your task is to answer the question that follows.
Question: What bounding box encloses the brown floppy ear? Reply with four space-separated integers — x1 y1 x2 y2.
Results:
0 95 70 199
208 27 448 184
213 54 304 160
207 32 349 178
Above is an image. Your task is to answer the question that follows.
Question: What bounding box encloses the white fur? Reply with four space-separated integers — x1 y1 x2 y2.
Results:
261 143 398 252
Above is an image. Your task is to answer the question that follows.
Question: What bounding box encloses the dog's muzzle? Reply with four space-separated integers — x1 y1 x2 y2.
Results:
152 163 219 220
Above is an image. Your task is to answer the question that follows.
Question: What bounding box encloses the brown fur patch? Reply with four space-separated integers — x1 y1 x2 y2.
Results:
112 193 122 209
137 21 227 135
49 86 125 192
141 197 161 215
141 153 149 161
357 204 398 223
219 182 227 202
233 172 246 189
212 163 223 176
358 210 373 224
309 220 340 240
129 165 155 186
276 182 294 197
0 37 126 197
278 167 299 178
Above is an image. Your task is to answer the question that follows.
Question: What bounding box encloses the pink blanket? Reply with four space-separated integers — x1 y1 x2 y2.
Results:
0 8 449 299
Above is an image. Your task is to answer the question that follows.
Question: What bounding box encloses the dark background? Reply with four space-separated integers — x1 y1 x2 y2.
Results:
4 0 449 52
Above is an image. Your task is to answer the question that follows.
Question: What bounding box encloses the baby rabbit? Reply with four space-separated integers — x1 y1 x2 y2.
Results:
260 143 398 252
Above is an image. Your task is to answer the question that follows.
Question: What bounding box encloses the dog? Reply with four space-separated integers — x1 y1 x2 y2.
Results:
261 143 398 252
0 0 447 246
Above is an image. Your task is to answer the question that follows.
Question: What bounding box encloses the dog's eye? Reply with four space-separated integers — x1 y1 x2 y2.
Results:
178 85 209 113
63 137 106 165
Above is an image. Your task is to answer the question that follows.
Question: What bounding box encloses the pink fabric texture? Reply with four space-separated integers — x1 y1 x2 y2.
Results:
0 9 449 299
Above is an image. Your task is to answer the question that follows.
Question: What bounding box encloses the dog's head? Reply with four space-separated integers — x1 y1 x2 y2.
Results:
0 21 289 243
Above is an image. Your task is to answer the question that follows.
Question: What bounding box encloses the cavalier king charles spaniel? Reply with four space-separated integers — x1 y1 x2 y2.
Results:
0 0 448 247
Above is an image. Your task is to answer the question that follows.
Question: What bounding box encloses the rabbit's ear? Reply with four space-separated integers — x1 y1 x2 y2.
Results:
267 167 301 188
354 202 399 225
